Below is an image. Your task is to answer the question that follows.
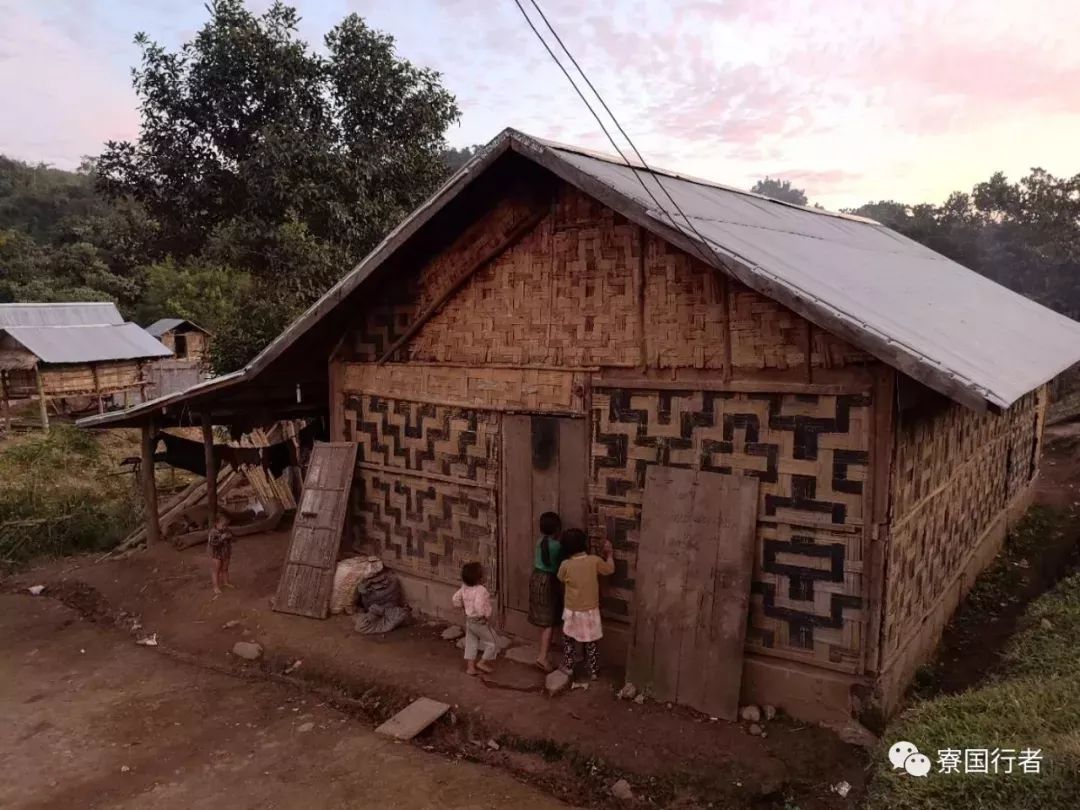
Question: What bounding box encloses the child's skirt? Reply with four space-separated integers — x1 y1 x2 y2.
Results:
528 569 562 627
562 607 602 642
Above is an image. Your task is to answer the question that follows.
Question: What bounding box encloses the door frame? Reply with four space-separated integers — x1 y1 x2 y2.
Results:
498 411 589 639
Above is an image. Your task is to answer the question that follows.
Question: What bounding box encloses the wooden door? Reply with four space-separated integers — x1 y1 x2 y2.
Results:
273 441 358 619
502 415 587 618
626 466 758 719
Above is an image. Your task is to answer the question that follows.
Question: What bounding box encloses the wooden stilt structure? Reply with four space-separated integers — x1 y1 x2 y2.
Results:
202 410 218 526
141 418 160 545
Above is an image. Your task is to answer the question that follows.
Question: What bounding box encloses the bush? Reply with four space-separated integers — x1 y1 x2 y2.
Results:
0 425 139 566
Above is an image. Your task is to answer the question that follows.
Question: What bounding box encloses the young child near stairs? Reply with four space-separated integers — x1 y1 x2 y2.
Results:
452 562 499 676
557 528 615 688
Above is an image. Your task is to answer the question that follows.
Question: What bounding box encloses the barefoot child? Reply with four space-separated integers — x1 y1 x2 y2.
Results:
528 511 563 672
557 529 614 688
452 562 498 675
207 513 233 595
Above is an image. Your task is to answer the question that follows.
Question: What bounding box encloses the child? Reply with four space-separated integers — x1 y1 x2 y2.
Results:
452 562 498 676
527 511 563 672
557 529 614 688
207 513 233 596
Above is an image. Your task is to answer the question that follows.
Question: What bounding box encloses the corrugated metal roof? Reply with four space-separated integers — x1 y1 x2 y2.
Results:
3 324 172 364
145 318 185 338
0 302 123 327
145 317 211 338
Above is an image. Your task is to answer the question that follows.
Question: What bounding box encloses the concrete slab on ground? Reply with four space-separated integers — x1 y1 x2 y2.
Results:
375 697 451 741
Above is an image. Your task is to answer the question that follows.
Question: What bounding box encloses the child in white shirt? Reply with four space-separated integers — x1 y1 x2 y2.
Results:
451 562 498 675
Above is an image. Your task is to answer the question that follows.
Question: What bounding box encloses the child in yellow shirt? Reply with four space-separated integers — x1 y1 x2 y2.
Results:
556 528 614 687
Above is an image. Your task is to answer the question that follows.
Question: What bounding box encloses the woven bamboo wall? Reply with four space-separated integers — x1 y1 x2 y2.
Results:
590 387 872 672
342 363 585 414
405 187 640 367
881 388 1045 665
344 184 870 374
5 360 144 398
343 393 500 586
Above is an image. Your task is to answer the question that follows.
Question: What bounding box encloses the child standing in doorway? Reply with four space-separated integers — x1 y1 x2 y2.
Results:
528 511 563 672
452 562 498 676
207 513 233 596
557 529 615 688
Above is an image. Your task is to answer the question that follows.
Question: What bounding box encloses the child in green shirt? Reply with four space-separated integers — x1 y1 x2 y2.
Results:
527 511 562 671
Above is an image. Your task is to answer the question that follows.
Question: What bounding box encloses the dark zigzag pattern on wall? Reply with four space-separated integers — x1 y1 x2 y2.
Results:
593 391 869 525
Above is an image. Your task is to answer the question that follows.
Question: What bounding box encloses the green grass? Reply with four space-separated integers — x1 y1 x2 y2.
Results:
0 425 140 567
867 509 1080 809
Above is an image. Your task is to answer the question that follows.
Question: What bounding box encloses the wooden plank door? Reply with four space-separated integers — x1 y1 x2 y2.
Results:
273 441 358 619
502 415 587 617
626 466 758 719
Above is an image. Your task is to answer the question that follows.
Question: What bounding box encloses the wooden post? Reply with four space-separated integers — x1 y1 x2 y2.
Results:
91 364 104 414
141 419 161 546
202 410 218 525
0 370 9 434
34 366 49 432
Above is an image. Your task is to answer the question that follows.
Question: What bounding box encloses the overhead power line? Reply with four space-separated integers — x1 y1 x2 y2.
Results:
511 0 720 267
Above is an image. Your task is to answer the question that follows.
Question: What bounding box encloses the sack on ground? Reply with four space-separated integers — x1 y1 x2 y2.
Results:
329 557 372 615
353 603 411 634
357 569 402 611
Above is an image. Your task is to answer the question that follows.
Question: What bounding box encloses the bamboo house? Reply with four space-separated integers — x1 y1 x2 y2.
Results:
80 130 1080 725
1 302 171 427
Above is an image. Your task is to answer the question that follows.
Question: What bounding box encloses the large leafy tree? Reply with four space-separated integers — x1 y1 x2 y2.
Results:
96 0 460 370
751 177 809 206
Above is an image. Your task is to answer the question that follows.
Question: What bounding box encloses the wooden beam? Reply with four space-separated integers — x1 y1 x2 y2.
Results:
91 364 104 414
376 205 548 364
0 370 9 434
201 410 218 526
635 225 647 368
141 419 161 546
34 366 49 432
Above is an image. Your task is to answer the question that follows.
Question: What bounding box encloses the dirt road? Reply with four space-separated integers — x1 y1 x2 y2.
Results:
0 594 567 810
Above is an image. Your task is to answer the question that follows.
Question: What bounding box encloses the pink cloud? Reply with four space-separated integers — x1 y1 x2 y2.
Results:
0 9 139 166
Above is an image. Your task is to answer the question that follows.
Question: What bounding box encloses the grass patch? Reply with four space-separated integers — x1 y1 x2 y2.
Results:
0 425 140 567
868 508 1080 809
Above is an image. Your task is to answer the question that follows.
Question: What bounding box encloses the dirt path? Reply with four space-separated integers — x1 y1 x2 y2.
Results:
0 594 568 810
9 537 865 808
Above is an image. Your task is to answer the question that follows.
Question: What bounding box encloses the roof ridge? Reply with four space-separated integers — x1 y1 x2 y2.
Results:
506 129 880 226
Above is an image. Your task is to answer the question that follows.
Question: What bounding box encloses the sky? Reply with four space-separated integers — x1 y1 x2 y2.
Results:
1 0 1078 209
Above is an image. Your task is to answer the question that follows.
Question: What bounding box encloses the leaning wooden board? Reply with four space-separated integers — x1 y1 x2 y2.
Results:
273 442 358 619
625 466 759 719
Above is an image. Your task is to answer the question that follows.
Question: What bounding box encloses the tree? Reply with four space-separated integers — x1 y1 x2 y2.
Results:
443 144 482 175
751 177 808 206
96 0 460 369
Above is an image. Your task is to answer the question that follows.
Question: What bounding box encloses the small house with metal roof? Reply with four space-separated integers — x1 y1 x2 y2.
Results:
0 302 170 427
143 318 213 399
78 129 1080 725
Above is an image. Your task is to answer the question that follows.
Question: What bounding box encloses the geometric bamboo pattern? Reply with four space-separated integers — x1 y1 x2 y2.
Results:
749 523 864 670
353 469 497 586
591 387 870 668
342 394 499 488
343 394 500 585
346 185 870 379
883 389 1043 662
406 187 641 367
592 389 870 526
